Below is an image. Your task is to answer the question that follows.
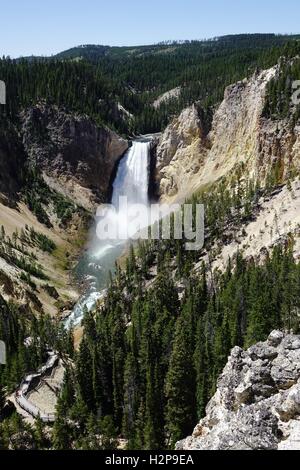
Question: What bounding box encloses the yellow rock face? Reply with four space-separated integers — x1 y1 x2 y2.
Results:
157 65 300 203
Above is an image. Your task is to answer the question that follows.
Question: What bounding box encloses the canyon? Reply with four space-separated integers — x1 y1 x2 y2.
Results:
1 49 300 451
1 60 300 319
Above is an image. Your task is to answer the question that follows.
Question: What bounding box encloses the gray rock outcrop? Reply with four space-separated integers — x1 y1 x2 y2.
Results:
176 331 300 450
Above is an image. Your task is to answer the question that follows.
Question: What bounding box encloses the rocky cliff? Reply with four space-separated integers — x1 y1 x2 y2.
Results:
21 104 128 211
0 124 26 203
156 104 209 199
156 64 300 201
177 331 300 450
0 105 128 315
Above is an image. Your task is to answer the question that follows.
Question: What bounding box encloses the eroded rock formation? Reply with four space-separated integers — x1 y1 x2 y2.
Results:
21 104 128 210
157 65 300 201
176 331 300 450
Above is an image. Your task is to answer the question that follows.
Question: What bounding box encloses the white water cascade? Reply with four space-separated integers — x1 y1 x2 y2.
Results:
64 139 151 328
113 140 150 207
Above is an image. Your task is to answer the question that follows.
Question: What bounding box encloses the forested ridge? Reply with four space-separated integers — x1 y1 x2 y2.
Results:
264 55 300 122
1 34 300 135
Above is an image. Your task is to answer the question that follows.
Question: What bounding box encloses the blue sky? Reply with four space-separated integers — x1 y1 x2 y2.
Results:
1 0 300 58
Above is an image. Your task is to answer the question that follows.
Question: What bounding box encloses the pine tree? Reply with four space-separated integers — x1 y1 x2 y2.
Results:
100 415 117 450
34 414 46 449
165 303 197 448
122 351 140 444
111 305 126 430
194 312 212 419
52 413 72 450
76 338 95 411
0 381 5 413
60 368 75 409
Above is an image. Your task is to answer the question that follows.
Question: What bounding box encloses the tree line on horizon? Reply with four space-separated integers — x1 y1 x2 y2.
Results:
1 36 300 136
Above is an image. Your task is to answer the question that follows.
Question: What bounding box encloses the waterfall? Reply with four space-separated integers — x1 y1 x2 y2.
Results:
64 139 151 328
112 141 150 207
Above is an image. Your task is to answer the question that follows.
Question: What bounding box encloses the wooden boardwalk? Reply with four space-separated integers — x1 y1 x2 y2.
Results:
14 351 61 423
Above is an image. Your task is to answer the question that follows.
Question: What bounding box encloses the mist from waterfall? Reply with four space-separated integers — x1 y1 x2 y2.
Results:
65 139 151 328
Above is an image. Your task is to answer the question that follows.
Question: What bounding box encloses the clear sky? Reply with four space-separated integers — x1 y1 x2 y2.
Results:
1 0 300 58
